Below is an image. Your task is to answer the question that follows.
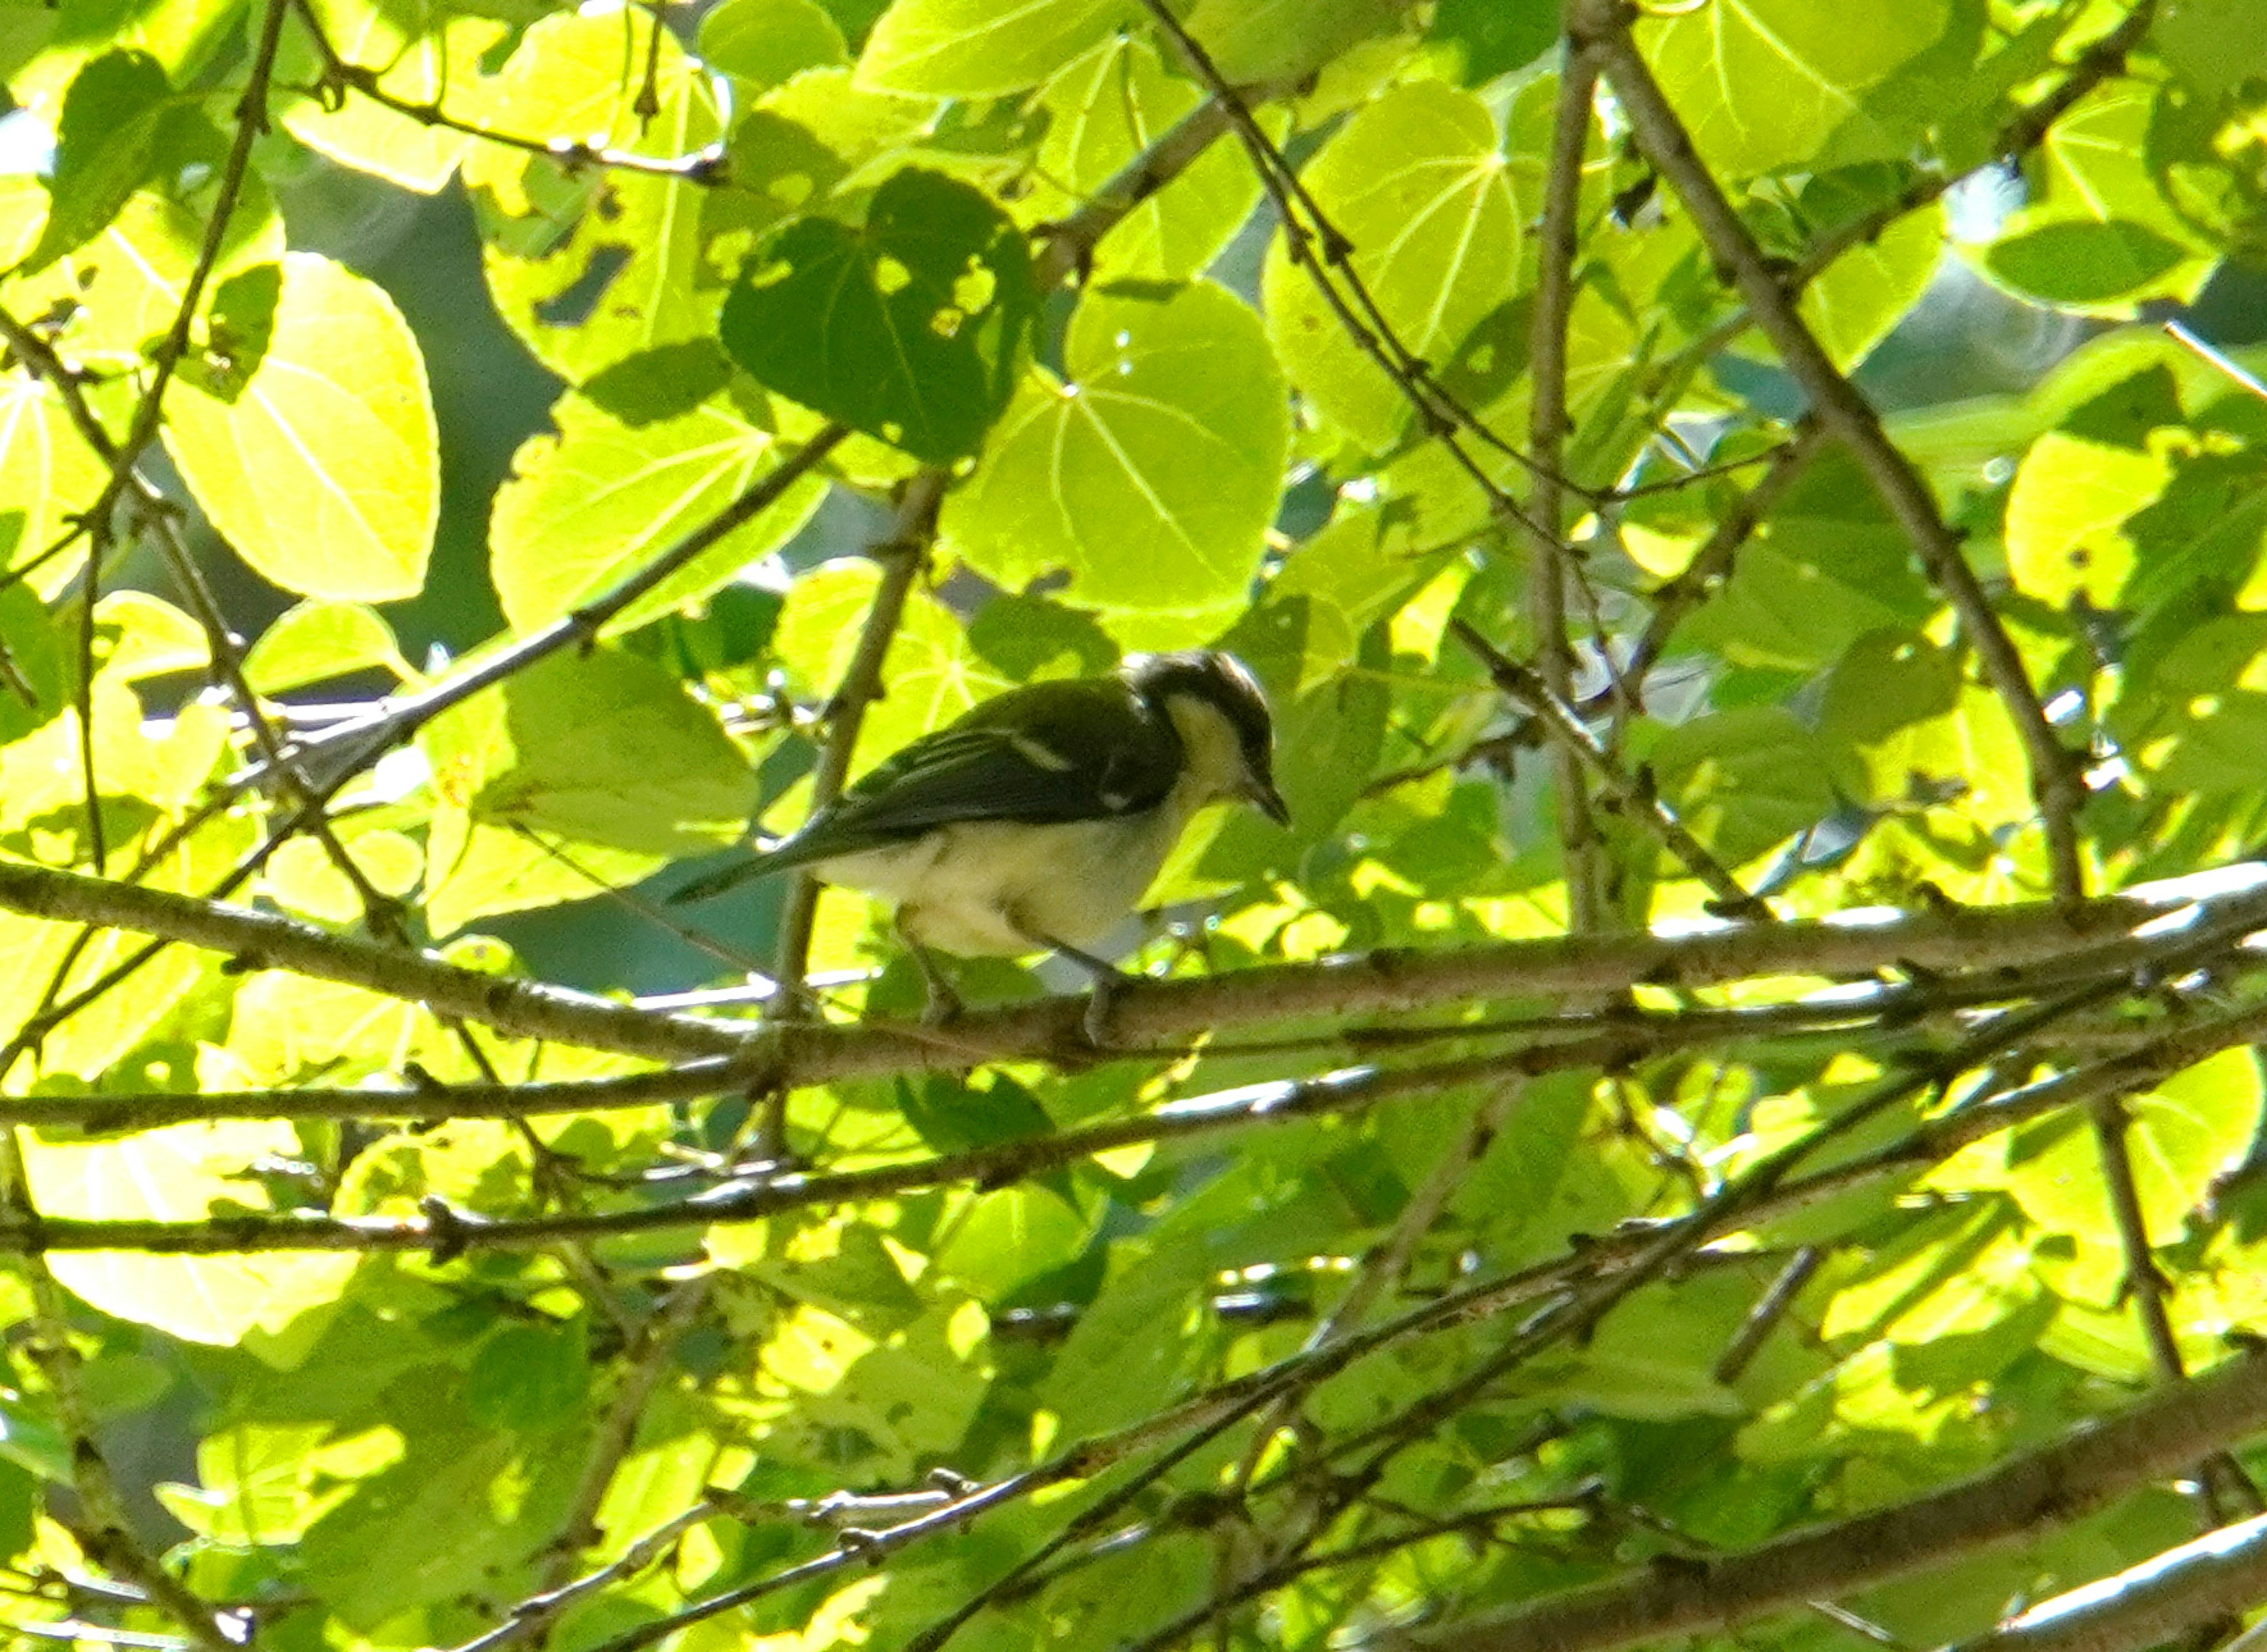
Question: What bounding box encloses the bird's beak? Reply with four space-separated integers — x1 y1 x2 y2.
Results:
1247 776 1290 826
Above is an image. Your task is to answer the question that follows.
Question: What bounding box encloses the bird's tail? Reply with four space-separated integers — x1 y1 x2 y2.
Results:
668 848 786 904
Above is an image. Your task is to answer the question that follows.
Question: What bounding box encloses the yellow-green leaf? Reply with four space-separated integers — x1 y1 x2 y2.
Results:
163 251 438 601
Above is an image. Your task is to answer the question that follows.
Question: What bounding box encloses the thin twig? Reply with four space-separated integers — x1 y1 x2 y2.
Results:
2091 1097 2266 1522
1527 46 1607 931
0 1141 241 1652
237 425 848 792
1452 619 1771 917
1132 0 1571 541
1711 1245 1821 1385
1588 417 1825 718
757 470 945 1153
291 0 727 184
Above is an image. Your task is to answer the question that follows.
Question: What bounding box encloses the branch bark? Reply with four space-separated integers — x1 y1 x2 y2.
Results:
1398 1352 2267 1652
0 856 2258 1088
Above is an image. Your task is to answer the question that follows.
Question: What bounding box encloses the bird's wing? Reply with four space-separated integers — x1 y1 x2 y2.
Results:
668 679 1180 904
788 679 1181 856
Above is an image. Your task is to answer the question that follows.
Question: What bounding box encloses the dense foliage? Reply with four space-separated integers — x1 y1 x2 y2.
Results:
7 1 2267 1649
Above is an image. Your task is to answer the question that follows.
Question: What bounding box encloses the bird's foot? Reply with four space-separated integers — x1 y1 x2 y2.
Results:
919 980 965 1027
1079 963 1132 1049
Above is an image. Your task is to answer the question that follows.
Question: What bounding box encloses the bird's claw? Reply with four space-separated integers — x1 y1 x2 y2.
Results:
1080 967 1129 1048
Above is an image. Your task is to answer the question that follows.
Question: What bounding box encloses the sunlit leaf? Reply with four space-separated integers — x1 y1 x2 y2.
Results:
163 251 437 601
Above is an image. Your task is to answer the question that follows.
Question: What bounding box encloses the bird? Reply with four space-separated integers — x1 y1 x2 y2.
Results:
672 649 1289 1038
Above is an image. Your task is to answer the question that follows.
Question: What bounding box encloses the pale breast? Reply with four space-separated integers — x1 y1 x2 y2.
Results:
815 804 1188 957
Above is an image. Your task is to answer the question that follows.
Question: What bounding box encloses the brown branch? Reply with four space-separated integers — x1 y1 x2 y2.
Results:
1711 1245 1821 1385
1034 95 1254 290
1576 0 2087 907
1397 1352 2267 1652
0 856 2260 1096
534 1277 716 1627
0 1049 1541 1255
1528 47 1607 931
1944 1512 2267 1652
2090 1097 2265 1522
759 470 945 1149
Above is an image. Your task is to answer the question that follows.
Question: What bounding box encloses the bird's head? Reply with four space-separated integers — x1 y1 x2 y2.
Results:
1123 650 1289 826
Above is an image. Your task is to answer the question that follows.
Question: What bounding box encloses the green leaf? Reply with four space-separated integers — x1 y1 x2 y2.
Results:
1639 0 1951 178
1428 0 1558 84
469 647 750 855
466 5 725 384
9 173 284 370
2154 0 2267 97
1975 83 2213 310
0 375 108 599
0 583 66 747
1794 192 1942 372
157 1423 402 1545
941 280 1288 640
854 0 1130 96
700 0 847 86
1680 449 1933 670
18 1122 357 1344
163 251 438 601
243 600 411 693
490 391 827 634
1182 0 1407 84
2003 1050 2263 1305
299 1409 543 1630
2004 430 2170 607
466 1319 590 1431
1021 35 1275 283
1261 80 1517 449
1985 220 2192 309
279 0 505 192
721 168 1037 462
26 50 173 270
1647 706 1839 866
1043 1245 1210 1433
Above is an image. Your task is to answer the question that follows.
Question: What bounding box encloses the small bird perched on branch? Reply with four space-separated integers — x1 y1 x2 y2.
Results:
673 649 1289 1039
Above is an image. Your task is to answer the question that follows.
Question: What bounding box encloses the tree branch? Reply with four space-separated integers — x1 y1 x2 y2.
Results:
1576 0 2087 907
1398 1352 2267 1652
1452 619 1769 917
1526 45 1607 931
0 856 2259 1092
1945 1512 2267 1652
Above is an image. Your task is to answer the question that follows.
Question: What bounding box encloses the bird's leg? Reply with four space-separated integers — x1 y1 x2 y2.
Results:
898 921 963 1025
1016 924 1131 1047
